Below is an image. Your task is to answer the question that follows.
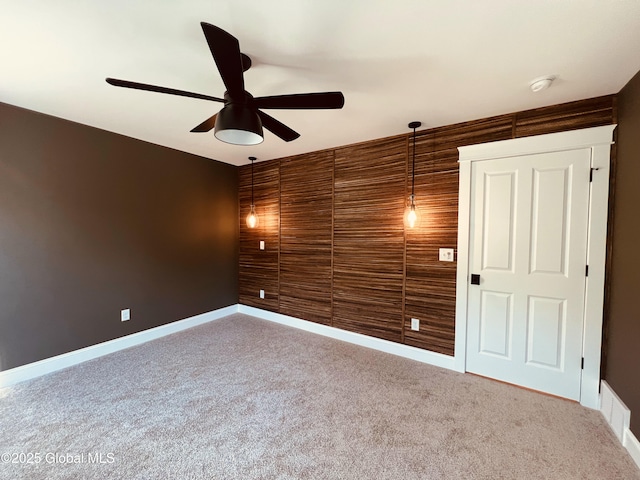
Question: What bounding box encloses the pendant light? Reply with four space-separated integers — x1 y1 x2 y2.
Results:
405 121 421 229
246 156 259 228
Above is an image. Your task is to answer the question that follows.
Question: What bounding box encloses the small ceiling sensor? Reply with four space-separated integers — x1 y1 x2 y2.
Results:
530 75 556 93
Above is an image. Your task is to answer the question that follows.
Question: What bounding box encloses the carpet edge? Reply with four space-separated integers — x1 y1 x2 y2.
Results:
0 304 239 388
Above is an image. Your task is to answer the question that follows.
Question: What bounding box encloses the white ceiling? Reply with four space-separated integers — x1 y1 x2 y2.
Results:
1 1 639 167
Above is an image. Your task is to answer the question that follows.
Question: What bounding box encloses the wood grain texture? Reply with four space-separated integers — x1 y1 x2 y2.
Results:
404 116 514 355
515 95 615 138
279 151 334 325
431 114 515 152
237 96 616 358
333 137 406 342
239 160 280 311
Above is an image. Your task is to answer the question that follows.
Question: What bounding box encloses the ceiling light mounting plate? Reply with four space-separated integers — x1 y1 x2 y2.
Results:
530 75 556 92
408 121 422 129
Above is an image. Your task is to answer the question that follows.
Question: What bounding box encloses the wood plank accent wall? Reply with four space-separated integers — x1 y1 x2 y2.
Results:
333 138 407 342
514 95 616 138
239 160 279 311
279 151 334 325
238 95 616 357
404 116 514 354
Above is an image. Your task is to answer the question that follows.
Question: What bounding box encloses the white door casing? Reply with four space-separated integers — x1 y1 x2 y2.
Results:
454 125 616 409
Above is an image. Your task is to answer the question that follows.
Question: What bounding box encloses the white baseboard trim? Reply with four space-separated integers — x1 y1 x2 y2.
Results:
601 380 631 442
0 304 239 389
238 305 457 371
600 380 640 470
625 428 640 470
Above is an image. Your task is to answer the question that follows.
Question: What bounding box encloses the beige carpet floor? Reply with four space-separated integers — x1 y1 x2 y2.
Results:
1 313 638 479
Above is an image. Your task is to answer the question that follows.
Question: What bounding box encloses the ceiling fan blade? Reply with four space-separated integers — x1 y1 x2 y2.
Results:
257 111 300 142
253 92 345 110
106 78 224 103
200 22 245 98
190 114 218 133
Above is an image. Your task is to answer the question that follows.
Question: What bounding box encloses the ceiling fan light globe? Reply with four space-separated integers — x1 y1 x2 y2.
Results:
215 129 263 145
214 104 264 146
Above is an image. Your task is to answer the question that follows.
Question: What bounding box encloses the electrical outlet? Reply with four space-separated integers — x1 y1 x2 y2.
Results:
259 241 265 250
411 318 419 331
121 309 130 322
439 248 455 262
259 290 265 299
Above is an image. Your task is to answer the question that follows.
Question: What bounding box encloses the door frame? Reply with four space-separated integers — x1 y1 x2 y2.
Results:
453 125 616 409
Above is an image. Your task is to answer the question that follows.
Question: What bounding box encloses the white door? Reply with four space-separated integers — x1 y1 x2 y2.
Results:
466 148 591 400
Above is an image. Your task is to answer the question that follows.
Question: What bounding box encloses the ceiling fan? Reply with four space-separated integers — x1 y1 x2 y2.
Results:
106 22 345 146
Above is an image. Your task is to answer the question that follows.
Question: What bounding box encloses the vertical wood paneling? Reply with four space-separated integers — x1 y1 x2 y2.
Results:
239 160 279 311
279 151 334 325
333 137 406 342
237 95 616 358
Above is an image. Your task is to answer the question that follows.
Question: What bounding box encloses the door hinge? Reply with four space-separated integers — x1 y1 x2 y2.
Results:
585 265 589 277
581 357 585 369
590 167 600 182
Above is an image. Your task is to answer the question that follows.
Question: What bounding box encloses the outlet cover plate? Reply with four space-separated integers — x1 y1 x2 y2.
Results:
259 290 265 299
121 309 130 322
411 318 419 331
439 248 455 262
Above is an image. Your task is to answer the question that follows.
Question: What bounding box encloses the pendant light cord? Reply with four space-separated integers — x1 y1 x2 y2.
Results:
407 121 421 202
250 156 255 206
411 126 416 198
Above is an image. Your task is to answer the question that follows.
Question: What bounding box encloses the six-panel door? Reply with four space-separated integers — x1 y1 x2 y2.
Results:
466 148 591 400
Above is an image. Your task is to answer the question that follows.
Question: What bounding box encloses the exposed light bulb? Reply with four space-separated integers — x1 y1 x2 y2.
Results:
405 195 419 229
407 206 418 229
246 205 259 228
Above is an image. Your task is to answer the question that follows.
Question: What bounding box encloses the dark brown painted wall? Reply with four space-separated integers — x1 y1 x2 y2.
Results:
606 70 640 435
239 96 616 357
0 102 238 371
